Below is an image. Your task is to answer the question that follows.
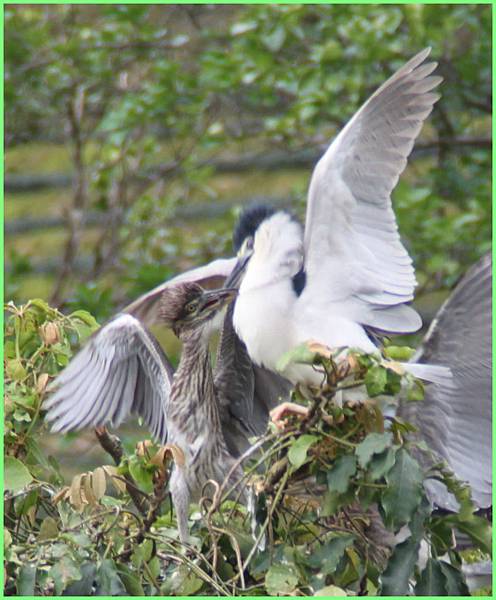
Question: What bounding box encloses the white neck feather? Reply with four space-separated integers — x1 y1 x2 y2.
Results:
240 212 304 293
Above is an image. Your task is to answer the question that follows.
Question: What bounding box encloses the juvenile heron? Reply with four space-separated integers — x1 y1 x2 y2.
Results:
45 284 248 542
227 48 449 388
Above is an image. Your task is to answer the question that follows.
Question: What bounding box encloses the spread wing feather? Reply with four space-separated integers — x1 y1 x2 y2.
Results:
303 48 442 334
44 314 174 443
125 257 236 327
400 253 492 509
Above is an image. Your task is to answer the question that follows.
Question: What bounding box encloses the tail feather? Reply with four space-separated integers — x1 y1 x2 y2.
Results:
401 362 453 387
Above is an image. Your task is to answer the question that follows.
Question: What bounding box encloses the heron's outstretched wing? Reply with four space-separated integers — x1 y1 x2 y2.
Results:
44 314 174 443
303 48 442 334
215 304 292 456
125 257 236 327
399 253 492 509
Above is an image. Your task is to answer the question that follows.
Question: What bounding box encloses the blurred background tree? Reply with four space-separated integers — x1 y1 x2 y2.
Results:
4 7 492 594
5 3 491 321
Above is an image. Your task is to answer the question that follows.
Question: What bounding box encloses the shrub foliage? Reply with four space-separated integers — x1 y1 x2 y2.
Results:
4 301 491 595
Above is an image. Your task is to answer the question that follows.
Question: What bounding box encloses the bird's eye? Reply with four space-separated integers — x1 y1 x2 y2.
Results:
185 302 196 313
239 236 253 256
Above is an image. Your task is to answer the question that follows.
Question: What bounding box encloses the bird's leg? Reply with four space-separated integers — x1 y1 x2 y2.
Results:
170 470 191 544
270 402 310 430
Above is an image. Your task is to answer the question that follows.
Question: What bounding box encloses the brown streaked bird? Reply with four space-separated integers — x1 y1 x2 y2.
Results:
45 283 251 542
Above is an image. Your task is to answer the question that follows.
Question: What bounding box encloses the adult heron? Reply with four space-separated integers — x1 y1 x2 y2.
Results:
228 48 449 388
45 283 249 542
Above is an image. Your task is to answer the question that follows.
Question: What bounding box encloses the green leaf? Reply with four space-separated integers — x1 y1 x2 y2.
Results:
406 378 425 402
144 556 160 583
364 365 388 396
369 447 397 480
117 564 145 596
265 563 299 596
29 298 53 314
15 488 38 516
327 455 356 493
288 434 318 470
26 437 51 469
69 309 100 329
5 456 33 492
438 561 469 595
49 555 82 595
69 310 100 341
308 534 355 575
63 563 97 596
5 528 12 549
384 368 402 395
383 345 415 361
381 449 423 530
380 534 421 595
95 559 126 595
355 432 393 469
451 515 492 555
6 358 27 381
322 489 343 517
38 516 59 541
276 343 317 372
17 563 37 596
429 518 455 555
164 565 204 595
380 499 430 595
415 558 448 595
128 456 154 494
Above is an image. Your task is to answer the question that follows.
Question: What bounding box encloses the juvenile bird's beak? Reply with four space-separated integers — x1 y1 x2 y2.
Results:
224 252 252 289
200 288 238 313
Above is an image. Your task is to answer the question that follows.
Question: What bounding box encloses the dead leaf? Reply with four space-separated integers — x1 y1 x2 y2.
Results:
102 465 127 494
69 474 84 509
136 439 153 457
40 322 60 345
52 486 70 505
36 373 50 395
382 360 405 375
151 444 185 468
83 473 97 505
307 340 333 359
92 467 107 500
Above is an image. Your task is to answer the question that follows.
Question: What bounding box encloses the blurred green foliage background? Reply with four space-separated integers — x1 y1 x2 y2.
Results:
3 7 492 594
6 3 491 324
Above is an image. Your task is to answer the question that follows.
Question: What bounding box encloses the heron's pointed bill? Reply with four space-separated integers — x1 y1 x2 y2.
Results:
199 288 238 314
224 252 252 289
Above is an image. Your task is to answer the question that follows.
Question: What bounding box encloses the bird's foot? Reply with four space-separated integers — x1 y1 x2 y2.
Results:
270 402 310 430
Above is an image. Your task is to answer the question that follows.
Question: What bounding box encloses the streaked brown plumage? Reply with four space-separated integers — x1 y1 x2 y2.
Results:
160 283 246 541
46 283 247 543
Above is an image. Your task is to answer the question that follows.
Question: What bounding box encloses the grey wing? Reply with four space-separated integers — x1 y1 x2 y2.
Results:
214 304 291 456
303 48 442 334
399 253 492 509
125 257 236 327
44 314 174 444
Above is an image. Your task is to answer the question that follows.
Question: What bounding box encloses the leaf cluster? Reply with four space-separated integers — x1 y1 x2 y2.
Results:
4 301 491 595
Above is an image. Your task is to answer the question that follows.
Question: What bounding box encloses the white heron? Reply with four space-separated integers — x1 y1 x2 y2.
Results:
227 48 450 389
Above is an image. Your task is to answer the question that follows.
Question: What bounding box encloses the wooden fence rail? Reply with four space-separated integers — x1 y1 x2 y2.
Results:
5 137 488 193
5 196 291 235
